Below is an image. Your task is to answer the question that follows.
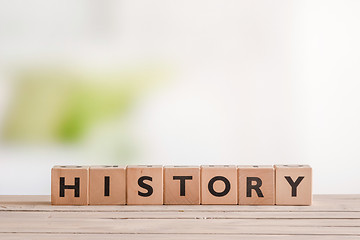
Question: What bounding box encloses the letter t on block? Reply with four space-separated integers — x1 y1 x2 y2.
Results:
51 166 89 205
275 165 312 206
164 166 200 205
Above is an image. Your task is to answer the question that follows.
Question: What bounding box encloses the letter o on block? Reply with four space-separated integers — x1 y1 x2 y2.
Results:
201 165 237 205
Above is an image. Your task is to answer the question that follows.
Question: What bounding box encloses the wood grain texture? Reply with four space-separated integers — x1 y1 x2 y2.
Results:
1 195 359 239
89 165 126 205
201 165 238 205
164 166 200 205
275 165 312 206
126 165 163 205
51 166 89 205
238 165 275 205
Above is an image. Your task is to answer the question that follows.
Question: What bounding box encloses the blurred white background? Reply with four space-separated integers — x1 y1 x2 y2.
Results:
1 0 360 194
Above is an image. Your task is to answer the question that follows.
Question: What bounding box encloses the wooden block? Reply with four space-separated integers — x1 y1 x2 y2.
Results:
275 164 312 206
164 166 200 205
126 165 163 205
201 165 237 205
89 165 126 205
238 165 275 205
51 165 89 205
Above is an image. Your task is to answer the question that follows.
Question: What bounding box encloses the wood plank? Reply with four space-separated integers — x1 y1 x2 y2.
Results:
1 211 360 219
1 195 360 212
1 195 359 238
0 213 359 226
0 218 359 235
0 233 359 240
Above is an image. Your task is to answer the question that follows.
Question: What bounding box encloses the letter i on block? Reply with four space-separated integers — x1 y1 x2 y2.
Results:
164 166 200 205
126 165 163 205
51 166 89 205
201 165 237 205
275 165 312 205
89 166 126 205
238 165 275 205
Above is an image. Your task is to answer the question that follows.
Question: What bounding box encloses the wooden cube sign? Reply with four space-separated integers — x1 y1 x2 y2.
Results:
51 164 312 205
238 165 275 205
51 166 89 205
201 165 238 205
275 165 312 205
126 165 163 205
89 165 126 205
164 166 200 205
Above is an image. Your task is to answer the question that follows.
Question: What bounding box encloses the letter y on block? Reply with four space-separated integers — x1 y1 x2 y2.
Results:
275 165 312 205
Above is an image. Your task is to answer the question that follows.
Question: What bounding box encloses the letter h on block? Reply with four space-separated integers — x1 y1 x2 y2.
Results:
51 166 89 205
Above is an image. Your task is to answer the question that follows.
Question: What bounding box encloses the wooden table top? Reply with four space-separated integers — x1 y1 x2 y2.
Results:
0 195 359 239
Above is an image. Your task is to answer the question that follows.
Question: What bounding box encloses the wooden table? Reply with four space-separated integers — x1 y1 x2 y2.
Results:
0 195 359 239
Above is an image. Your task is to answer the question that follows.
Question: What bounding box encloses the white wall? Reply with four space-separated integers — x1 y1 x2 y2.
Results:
0 0 360 194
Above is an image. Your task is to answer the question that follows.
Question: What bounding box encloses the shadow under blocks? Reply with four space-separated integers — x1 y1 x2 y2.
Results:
51 165 312 206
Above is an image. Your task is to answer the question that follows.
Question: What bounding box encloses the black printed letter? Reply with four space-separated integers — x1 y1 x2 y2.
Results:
138 176 153 197
173 176 193 196
59 177 80 197
104 176 110 196
208 176 231 197
285 176 304 197
246 177 264 197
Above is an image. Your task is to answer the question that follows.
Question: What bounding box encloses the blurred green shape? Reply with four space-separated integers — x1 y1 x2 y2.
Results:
2 66 165 143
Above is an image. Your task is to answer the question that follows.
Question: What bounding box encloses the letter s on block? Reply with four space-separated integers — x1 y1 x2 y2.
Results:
138 176 153 197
